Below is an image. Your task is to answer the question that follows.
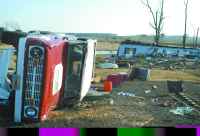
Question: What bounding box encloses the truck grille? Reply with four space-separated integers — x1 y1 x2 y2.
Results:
23 46 45 118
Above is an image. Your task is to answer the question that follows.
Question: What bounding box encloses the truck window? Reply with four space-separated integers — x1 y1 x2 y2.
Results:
64 44 86 98
124 48 136 58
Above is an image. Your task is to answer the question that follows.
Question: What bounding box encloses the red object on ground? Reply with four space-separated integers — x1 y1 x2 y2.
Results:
104 80 113 92
106 73 129 88
119 73 129 82
107 74 121 87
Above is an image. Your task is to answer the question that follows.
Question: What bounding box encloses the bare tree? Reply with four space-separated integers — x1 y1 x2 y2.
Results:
192 29 196 48
195 27 199 48
142 0 165 46
183 0 189 48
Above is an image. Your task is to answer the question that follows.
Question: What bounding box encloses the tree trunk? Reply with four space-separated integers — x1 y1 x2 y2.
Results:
142 0 164 46
195 27 199 48
183 0 188 48
154 31 160 46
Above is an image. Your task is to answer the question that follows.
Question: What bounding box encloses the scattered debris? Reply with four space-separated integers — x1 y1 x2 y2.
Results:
118 91 135 97
169 107 193 116
169 92 200 114
146 57 152 60
167 80 183 93
129 68 151 81
109 99 114 105
145 90 151 94
151 97 176 107
168 65 175 70
151 98 159 103
162 100 173 107
119 72 129 82
106 73 129 87
117 91 145 100
152 85 158 89
96 62 119 69
87 90 110 97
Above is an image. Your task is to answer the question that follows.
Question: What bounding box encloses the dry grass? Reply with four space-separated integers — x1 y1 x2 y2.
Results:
150 69 200 82
95 68 129 80
0 43 13 49
95 68 200 83
96 41 119 50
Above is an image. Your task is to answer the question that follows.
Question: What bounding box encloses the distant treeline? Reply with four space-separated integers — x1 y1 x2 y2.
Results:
120 40 155 46
65 33 200 44
65 33 118 42
67 33 200 48
65 33 117 37
1 28 199 48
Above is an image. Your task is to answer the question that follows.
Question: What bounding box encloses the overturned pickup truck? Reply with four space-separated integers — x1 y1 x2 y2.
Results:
0 32 96 123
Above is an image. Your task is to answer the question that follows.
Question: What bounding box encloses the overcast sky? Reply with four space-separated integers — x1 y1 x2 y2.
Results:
0 0 199 36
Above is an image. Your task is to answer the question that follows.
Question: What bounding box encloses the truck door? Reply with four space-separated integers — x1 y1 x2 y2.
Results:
63 43 86 105
80 40 95 100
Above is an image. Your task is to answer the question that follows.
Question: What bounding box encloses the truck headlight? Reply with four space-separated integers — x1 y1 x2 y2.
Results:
25 106 37 117
30 46 43 58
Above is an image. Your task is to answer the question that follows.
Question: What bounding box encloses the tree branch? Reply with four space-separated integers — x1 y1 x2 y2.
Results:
142 0 165 45
142 0 157 28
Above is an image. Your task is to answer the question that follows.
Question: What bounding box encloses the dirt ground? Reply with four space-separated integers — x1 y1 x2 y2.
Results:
1 80 198 127
48 81 200 127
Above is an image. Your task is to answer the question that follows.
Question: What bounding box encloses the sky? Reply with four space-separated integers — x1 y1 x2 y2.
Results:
0 0 200 36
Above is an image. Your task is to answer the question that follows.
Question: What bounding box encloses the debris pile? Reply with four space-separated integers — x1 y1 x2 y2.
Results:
129 68 150 81
106 73 129 87
169 107 193 116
